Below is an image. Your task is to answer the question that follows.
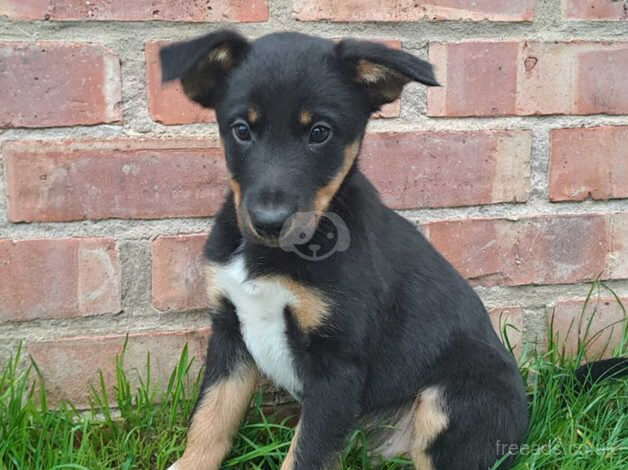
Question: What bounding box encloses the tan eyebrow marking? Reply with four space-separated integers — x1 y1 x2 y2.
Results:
248 106 259 124
299 110 312 126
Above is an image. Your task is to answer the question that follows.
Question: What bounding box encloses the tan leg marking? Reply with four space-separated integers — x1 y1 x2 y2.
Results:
299 110 312 126
280 420 339 470
411 387 449 470
174 364 257 470
313 140 360 215
280 420 301 470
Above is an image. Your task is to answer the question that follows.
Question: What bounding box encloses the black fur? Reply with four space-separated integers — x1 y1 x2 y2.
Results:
161 30 533 470
573 357 628 389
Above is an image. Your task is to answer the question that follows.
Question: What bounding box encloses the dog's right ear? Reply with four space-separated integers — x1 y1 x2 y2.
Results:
160 30 249 108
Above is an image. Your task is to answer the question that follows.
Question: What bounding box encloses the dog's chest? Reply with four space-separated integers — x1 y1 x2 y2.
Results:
213 256 302 398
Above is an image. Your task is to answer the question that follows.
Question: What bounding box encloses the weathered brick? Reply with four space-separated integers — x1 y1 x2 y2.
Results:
564 0 628 20
0 0 268 22
549 126 628 201
4 139 227 222
424 215 610 286
0 238 120 322
0 42 121 128
294 0 535 22
488 306 523 352
145 39 399 124
152 234 208 312
608 212 628 280
428 41 628 116
360 130 531 209
575 47 628 114
550 297 627 358
27 328 210 407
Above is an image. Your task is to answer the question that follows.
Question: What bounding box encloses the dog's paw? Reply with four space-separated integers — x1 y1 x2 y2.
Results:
166 463 179 470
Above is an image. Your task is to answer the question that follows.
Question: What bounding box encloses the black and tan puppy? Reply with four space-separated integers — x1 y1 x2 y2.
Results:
160 30 529 470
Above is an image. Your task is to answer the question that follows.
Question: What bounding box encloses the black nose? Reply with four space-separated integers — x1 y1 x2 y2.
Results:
248 201 294 238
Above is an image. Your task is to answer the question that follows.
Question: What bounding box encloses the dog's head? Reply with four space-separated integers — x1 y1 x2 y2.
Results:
160 31 438 247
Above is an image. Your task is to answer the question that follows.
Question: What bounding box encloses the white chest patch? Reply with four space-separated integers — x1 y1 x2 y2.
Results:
214 256 302 398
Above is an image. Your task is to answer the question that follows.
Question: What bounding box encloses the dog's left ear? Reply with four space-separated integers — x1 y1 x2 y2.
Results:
160 30 249 108
336 39 439 111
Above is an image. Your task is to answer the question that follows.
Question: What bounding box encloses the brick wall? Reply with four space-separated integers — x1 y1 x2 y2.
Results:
1 0 627 406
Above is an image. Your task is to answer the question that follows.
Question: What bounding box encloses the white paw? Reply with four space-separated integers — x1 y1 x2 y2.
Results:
166 463 179 470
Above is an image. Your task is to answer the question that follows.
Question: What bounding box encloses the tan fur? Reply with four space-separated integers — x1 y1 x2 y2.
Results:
355 60 389 84
354 60 408 103
228 176 278 245
272 276 330 330
208 46 232 68
248 107 259 124
204 263 223 310
229 178 241 209
313 140 360 215
280 421 339 470
280 420 301 470
173 364 257 470
299 110 312 126
410 387 449 470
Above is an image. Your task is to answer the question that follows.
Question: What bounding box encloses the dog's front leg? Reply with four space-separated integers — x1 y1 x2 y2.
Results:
281 361 364 470
169 300 257 470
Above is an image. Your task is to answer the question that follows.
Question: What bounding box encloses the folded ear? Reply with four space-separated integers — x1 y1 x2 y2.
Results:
335 39 439 111
159 30 249 108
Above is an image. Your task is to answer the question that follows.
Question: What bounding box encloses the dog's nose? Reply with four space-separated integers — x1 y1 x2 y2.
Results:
248 202 294 238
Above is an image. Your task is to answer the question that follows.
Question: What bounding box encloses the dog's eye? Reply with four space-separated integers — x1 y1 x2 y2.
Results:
232 121 251 142
309 124 331 144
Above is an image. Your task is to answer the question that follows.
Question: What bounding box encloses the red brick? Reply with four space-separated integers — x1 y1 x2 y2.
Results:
360 130 531 209
549 126 628 201
0 238 120 322
152 234 208 312
488 306 523 352
576 47 628 114
0 0 268 22
608 213 628 280
294 0 535 21
428 42 519 117
4 139 227 222
564 0 628 20
27 328 210 407
428 41 628 116
145 39 399 124
0 42 121 128
145 41 215 125
424 215 609 286
550 297 627 358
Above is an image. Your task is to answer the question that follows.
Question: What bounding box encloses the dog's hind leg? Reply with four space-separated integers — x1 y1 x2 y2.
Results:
409 387 448 470
411 339 528 470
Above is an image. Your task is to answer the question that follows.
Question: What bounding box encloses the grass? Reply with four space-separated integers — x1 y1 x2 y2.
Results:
0 283 626 469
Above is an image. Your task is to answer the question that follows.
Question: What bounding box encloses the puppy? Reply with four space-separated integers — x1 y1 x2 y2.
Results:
160 30 529 470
